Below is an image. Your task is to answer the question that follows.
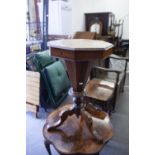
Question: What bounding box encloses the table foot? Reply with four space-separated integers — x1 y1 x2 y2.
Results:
44 140 52 155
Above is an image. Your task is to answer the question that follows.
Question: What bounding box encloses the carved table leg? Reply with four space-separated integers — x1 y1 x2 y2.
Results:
44 140 52 155
81 103 108 143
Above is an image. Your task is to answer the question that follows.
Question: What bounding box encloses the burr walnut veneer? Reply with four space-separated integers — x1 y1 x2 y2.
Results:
43 39 113 155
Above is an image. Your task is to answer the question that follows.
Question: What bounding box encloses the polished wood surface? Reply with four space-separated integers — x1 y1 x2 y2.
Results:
47 38 113 131
45 39 113 154
49 39 113 101
73 31 96 39
43 104 113 155
85 78 115 102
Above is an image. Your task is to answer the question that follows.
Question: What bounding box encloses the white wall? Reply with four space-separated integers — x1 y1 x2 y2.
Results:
48 0 72 35
70 0 129 39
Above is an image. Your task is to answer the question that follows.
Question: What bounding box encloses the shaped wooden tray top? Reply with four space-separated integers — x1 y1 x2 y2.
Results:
43 104 113 155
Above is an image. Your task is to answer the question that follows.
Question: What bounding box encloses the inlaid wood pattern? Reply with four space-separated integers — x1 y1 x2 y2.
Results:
43 104 113 155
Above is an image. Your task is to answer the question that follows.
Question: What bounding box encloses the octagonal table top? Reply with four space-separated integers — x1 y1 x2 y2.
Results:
47 39 113 51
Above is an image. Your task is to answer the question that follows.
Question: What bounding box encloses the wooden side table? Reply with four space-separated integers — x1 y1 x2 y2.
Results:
43 39 113 155
43 104 113 155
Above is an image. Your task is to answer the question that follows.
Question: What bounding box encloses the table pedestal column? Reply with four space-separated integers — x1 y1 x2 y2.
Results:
65 60 91 114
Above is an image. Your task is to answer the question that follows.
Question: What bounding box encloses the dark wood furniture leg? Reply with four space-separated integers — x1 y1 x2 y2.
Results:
36 106 39 118
44 140 52 155
60 152 99 155
60 153 99 155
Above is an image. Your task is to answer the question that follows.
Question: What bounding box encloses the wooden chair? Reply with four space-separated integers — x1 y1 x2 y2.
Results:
84 54 129 114
84 67 119 115
113 39 129 57
73 31 96 39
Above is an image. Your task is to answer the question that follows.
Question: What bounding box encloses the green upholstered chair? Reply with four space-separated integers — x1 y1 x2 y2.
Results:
33 50 57 71
26 50 56 71
41 61 70 108
26 50 70 109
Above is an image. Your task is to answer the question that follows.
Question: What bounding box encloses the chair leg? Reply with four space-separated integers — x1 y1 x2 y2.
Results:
44 140 52 155
93 153 99 155
112 89 118 112
121 74 127 92
36 106 39 118
102 102 111 115
107 101 112 116
44 107 48 113
102 104 105 112
102 103 106 112
121 61 128 92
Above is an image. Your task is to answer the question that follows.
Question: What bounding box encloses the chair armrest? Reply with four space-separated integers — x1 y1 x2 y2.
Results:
92 66 122 75
109 55 129 61
90 66 122 85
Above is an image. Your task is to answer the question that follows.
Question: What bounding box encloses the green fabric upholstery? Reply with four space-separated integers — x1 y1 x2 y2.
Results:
34 50 56 71
41 61 70 108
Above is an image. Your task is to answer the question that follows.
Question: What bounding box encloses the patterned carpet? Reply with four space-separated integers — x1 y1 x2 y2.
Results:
26 74 129 155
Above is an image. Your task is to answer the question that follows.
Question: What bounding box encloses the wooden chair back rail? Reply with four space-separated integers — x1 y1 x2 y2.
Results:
73 31 96 39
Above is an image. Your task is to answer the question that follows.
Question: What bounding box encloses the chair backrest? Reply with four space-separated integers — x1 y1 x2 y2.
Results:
73 31 96 39
41 61 71 108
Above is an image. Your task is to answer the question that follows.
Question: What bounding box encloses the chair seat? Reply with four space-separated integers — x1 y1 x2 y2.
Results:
84 79 115 101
